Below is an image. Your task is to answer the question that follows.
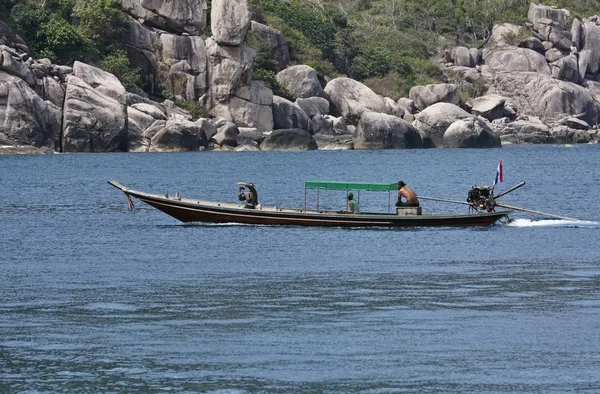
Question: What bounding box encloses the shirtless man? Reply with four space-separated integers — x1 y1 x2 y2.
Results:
396 181 419 207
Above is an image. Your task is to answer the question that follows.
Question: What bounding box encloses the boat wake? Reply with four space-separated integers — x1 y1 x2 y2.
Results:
507 218 600 228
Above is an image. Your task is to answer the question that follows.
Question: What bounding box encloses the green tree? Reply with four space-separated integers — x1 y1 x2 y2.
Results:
99 49 142 89
74 0 126 58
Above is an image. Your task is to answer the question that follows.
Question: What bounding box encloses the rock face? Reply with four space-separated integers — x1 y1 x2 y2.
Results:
528 3 570 30
487 71 598 126
159 33 208 102
73 61 127 104
465 94 506 121
0 71 62 149
205 37 255 106
485 48 551 74
250 21 290 71
409 84 460 111
120 0 207 35
442 118 502 148
272 96 309 131
491 120 552 144
353 112 423 150
413 103 472 147
451 46 475 67
260 129 317 150
276 65 324 100
123 17 208 101
211 0 251 45
324 78 389 123
580 22 600 75
210 81 274 131
295 97 329 118
145 119 208 152
62 76 127 152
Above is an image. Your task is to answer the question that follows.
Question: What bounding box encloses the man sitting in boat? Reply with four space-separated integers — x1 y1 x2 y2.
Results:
396 181 419 207
238 182 259 209
347 192 359 214
337 192 359 214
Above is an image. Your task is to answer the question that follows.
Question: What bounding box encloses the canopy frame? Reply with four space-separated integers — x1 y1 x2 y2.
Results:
304 181 396 213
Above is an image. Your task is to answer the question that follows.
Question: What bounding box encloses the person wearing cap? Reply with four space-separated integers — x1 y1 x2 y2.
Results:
347 192 360 214
238 182 259 208
396 181 419 207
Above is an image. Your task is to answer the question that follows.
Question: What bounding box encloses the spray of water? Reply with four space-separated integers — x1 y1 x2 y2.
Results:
507 218 599 228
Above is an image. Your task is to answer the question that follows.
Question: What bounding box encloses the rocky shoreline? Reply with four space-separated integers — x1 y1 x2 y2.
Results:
1 2 600 155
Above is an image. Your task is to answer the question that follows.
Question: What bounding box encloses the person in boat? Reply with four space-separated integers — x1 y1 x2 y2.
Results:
238 182 260 208
396 181 419 207
347 192 360 214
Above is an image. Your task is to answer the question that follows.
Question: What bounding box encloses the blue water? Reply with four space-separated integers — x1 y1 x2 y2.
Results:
1 145 600 393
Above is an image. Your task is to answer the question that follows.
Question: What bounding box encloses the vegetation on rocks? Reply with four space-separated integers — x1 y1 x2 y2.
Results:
4 0 600 99
5 0 140 86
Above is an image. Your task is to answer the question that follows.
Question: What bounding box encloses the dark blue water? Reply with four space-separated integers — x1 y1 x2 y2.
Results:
2 145 600 393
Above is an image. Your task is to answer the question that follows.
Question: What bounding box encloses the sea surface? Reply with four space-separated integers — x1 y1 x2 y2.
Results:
1 145 600 393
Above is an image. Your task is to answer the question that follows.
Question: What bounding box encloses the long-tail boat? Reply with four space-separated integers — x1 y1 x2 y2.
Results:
108 180 511 228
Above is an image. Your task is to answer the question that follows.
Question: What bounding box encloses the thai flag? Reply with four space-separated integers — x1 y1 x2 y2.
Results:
492 160 503 188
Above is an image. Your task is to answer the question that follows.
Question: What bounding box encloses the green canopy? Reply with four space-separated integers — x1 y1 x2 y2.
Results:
305 181 397 192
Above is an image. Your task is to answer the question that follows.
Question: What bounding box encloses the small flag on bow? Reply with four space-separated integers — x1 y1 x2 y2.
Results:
492 160 503 189
126 194 135 210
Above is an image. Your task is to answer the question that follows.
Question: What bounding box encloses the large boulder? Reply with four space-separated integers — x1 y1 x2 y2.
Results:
212 121 239 146
0 47 36 87
324 77 389 123
518 37 545 54
209 81 274 131
409 83 459 111
413 103 472 147
0 71 61 150
147 119 208 152
130 103 166 120
295 97 329 118
272 96 309 131
41 76 65 108
487 23 524 49
451 46 475 67
211 0 251 45
158 34 207 102
490 119 551 144
0 21 29 57
205 37 256 106
73 61 126 104
123 17 207 100
465 94 506 121
120 0 206 35
486 71 599 126
442 118 502 148
127 109 157 152
314 134 353 150
250 21 290 71
62 76 127 152
485 48 551 75
354 112 423 150
260 129 317 150
580 22 600 75
551 54 579 83
572 18 582 51
276 65 324 100
237 128 266 145
528 3 570 31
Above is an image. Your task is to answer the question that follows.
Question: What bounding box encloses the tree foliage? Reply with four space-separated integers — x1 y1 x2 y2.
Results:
99 49 142 89
7 0 140 88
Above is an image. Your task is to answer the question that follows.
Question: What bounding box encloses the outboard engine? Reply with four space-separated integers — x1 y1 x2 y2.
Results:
467 185 496 211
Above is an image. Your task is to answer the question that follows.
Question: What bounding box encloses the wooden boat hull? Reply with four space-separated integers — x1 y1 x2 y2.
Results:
109 181 510 228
